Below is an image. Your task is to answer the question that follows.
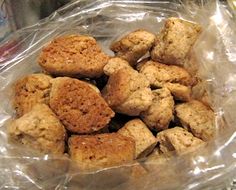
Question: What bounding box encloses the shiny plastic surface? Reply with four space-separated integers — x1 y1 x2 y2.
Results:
0 0 236 189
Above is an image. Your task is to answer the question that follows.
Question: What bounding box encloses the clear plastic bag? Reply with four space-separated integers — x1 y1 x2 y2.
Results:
0 0 236 189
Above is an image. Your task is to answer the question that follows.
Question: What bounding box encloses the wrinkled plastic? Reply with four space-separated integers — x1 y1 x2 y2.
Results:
0 0 236 189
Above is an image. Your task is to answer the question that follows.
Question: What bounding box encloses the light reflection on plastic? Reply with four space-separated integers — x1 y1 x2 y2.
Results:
118 13 146 21
215 132 236 154
214 150 221 157
44 154 49 160
193 166 201 175
14 169 42 189
210 3 223 25
192 164 225 176
203 164 225 172
21 156 41 160
206 51 214 60
0 146 6 153
225 74 236 92
15 164 20 169
196 156 205 163
156 17 163 22
192 159 197 165
232 153 236 158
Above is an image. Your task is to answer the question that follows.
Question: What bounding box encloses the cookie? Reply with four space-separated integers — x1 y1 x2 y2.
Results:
118 119 157 158
110 30 155 65
175 100 215 141
38 35 109 78
8 104 66 155
49 77 115 134
141 88 174 131
13 73 52 117
68 133 135 171
151 17 202 65
164 82 191 101
156 127 205 155
103 57 132 76
138 60 193 87
102 68 152 116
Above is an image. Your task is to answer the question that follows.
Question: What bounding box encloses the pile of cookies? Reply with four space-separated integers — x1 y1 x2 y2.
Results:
8 17 215 172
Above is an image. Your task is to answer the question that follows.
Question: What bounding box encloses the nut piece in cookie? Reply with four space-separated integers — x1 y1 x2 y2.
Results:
156 127 205 155
8 104 66 155
141 88 174 131
118 119 157 158
50 77 114 134
175 100 215 141
164 82 191 102
103 57 132 76
38 35 109 78
13 73 52 117
102 68 153 116
151 17 202 65
110 30 155 65
68 133 135 171
138 60 193 87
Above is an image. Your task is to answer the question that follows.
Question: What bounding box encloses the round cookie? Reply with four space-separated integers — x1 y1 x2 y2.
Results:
49 77 115 134
14 73 52 117
38 35 109 78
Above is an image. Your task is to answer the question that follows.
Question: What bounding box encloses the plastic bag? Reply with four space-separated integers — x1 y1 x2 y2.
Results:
0 0 236 189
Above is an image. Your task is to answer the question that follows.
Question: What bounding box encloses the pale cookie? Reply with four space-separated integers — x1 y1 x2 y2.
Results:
141 88 174 131
175 100 215 141
110 30 155 65
118 119 157 158
156 127 205 155
8 104 66 155
151 17 202 65
164 82 191 101
103 57 132 76
138 60 193 87
102 68 152 116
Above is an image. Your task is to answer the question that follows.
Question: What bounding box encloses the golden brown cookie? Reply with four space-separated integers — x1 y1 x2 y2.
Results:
156 127 205 155
8 104 66 155
49 77 115 134
38 35 109 78
118 119 157 158
138 60 193 87
110 30 155 65
102 68 153 116
175 100 215 141
151 17 202 65
13 73 52 117
68 133 135 171
141 88 174 131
